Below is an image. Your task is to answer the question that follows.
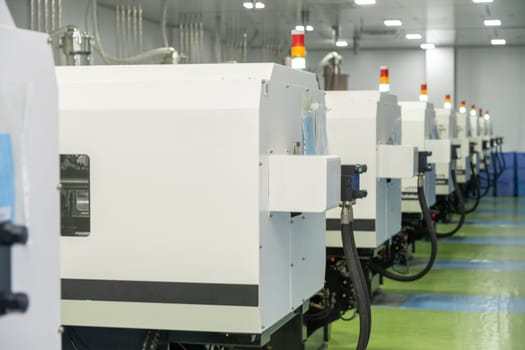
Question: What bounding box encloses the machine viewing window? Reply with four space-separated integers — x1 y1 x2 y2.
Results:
60 154 90 237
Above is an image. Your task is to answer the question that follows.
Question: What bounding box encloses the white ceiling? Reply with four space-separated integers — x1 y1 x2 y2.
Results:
101 0 525 50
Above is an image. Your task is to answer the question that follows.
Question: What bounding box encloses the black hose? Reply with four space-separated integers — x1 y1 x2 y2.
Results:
496 146 506 180
436 163 466 238
464 159 481 214
341 221 371 350
479 157 491 197
369 175 438 282
500 145 507 171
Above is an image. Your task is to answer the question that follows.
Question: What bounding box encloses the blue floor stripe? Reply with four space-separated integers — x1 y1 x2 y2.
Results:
464 220 525 227
475 209 525 214
433 260 525 271
446 237 525 245
400 294 525 313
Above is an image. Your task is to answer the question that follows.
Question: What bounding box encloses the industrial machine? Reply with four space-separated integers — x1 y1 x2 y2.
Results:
453 101 472 184
432 101 467 237
484 112 506 189
478 111 505 195
398 100 444 214
325 91 418 290
455 102 481 212
395 99 445 274
58 63 342 349
0 1 61 348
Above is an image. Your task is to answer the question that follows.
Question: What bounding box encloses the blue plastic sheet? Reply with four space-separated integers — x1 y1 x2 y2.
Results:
0 133 15 222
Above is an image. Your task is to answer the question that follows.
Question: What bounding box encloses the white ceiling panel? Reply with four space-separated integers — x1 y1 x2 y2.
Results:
99 0 525 50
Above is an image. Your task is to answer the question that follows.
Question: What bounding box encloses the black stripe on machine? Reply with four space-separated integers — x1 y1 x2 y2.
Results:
436 179 449 185
61 279 259 307
402 192 418 201
326 218 376 232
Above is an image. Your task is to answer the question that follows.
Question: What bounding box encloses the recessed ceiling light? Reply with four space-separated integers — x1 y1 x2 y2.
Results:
306 25 314 32
243 1 265 9
295 25 305 31
484 19 501 26
420 43 436 50
355 0 376 5
406 33 422 40
491 39 506 45
472 0 493 3
384 20 403 27
336 40 349 47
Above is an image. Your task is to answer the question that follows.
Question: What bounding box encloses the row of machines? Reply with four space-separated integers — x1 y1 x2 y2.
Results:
1 5 504 348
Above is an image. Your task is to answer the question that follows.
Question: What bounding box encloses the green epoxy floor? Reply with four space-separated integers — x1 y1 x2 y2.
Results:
306 197 525 350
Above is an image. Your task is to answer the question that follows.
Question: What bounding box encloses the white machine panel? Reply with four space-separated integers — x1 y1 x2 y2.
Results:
58 64 338 335
377 145 418 179
454 111 472 182
0 3 61 348
435 108 457 140
269 155 341 213
426 139 452 164
434 107 457 194
399 101 438 209
325 91 415 249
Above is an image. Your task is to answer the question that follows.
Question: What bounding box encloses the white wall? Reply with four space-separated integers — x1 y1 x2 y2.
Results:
307 49 426 101
426 48 455 107
457 47 525 151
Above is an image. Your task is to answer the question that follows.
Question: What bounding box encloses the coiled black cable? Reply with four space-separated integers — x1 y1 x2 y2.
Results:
464 158 481 213
341 220 371 350
436 163 466 238
369 174 437 282
479 156 492 197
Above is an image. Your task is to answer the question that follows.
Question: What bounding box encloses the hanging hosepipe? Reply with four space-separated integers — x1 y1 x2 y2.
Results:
88 0 177 64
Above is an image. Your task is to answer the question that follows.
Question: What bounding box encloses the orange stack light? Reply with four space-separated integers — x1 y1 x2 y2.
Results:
470 105 477 116
379 66 390 92
419 83 428 102
444 94 452 109
290 30 306 70
459 101 467 113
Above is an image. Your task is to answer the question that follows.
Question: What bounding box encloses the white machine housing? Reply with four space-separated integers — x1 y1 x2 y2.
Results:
399 101 442 212
469 113 486 170
479 115 492 166
434 108 458 195
325 91 417 249
453 110 472 183
0 2 61 348
58 64 340 337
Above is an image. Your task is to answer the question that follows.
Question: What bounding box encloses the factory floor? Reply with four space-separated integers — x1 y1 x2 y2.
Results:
306 196 525 350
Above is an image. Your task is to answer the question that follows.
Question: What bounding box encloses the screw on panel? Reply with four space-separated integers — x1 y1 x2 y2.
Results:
57 183 63 190
302 257 305 261
58 326 64 333
47 36 53 44
259 162 263 166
